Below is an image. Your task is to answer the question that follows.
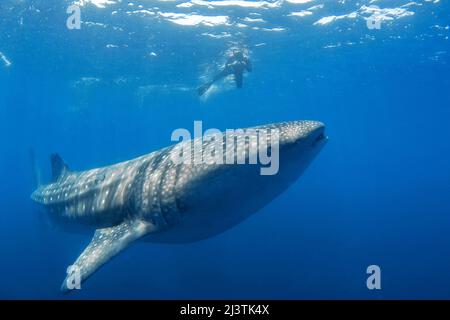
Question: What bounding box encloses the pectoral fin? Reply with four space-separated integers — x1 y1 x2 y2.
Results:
61 220 157 292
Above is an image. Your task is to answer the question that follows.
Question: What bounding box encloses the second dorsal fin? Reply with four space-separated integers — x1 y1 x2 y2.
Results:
51 153 70 182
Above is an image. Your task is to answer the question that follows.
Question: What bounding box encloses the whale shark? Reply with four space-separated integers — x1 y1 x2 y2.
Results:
30 120 327 292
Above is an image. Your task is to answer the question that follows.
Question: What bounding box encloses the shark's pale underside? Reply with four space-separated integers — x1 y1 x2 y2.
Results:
31 120 327 292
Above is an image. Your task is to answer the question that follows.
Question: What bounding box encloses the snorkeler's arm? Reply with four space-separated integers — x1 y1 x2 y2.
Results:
245 58 252 72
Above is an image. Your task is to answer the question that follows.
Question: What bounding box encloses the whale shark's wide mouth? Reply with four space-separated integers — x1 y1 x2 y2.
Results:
311 127 328 147
315 132 327 142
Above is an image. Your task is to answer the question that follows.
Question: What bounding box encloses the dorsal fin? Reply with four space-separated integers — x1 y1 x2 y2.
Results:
51 153 70 182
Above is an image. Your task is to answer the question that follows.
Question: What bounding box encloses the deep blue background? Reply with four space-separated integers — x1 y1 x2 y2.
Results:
0 0 449 298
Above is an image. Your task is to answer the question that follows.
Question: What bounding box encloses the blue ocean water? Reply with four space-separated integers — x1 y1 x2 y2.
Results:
0 0 449 299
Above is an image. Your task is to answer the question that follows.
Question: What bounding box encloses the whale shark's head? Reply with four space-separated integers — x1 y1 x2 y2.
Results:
263 119 326 151
275 120 327 149
268 120 327 175
167 120 327 242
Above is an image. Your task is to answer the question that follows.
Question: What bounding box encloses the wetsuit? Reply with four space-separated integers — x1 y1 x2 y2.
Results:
197 52 252 96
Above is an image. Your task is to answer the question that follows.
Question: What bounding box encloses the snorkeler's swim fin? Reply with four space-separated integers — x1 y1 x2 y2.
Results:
197 82 212 96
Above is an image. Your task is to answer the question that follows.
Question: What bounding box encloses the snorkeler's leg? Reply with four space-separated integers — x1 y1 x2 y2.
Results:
212 67 231 82
235 71 243 88
197 81 213 96
197 67 232 96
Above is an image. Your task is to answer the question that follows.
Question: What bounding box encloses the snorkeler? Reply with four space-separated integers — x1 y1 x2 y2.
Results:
197 50 252 96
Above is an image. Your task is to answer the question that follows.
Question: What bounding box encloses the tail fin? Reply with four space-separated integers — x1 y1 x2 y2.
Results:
29 148 41 188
